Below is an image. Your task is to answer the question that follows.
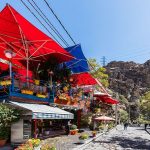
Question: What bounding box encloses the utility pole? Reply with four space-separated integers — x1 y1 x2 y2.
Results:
115 104 118 125
101 56 106 66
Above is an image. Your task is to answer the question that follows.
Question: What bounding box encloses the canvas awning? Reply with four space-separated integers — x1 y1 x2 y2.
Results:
65 44 90 73
10 101 74 119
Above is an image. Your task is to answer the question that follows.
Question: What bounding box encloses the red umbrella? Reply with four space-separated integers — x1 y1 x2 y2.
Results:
94 115 115 121
71 72 97 86
95 95 119 105
0 5 74 78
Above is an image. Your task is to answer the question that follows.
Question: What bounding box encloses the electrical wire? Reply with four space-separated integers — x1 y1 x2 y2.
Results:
28 0 69 47
108 47 150 61
20 0 63 47
43 0 76 45
105 48 150 63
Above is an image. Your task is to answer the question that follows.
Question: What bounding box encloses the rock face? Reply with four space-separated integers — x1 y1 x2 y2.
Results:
106 60 150 120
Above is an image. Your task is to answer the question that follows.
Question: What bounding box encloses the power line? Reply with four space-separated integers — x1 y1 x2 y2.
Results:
109 50 150 60
108 47 150 61
107 51 150 62
28 0 69 47
20 0 63 47
43 0 76 45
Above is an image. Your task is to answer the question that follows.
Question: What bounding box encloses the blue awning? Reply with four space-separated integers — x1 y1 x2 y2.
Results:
65 44 90 73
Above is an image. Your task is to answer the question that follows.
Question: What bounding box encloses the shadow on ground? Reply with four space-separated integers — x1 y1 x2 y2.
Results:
145 129 150 135
109 136 150 149
136 128 150 135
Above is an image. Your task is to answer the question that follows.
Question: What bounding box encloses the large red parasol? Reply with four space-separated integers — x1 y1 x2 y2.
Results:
0 4 74 78
94 93 119 104
71 72 97 86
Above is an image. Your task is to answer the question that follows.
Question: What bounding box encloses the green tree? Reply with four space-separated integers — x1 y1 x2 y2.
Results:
140 91 150 120
88 58 109 87
119 109 128 123
0 104 21 139
0 104 21 128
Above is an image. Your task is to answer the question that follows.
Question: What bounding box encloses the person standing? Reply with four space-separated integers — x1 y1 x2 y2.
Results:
124 122 128 130
65 120 71 135
144 124 148 130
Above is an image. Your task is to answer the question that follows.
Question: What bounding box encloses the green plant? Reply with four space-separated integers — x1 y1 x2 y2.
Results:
70 124 77 130
98 124 104 130
0 104 21 128
80 113 93 128
79 133 89 140
108 123 114 129
0 127 9 140
27 138 41 147
0 104 21 140
40 143 56 150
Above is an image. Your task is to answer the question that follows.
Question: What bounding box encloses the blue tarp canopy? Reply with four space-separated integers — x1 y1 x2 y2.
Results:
65 44 90 73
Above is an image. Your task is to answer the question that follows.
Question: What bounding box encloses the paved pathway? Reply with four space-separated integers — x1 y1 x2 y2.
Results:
81 125 150 150
1 126 150 150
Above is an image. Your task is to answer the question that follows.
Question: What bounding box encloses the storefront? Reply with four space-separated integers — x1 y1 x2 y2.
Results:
9 101 74 144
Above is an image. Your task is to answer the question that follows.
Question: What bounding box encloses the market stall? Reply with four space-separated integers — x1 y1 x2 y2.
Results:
9 101 74 144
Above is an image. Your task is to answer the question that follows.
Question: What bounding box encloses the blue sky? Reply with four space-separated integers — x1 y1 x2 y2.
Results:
1 0 150 65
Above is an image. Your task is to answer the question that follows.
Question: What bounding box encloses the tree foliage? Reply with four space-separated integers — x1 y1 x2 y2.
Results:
140 91 150 120
119 109 128 123
88 58 109 87
0 104 21 128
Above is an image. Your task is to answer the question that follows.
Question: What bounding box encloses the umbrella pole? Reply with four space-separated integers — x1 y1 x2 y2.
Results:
26 58 29 86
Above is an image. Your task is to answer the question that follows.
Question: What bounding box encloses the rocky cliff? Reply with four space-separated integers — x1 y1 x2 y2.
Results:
106 60 150 120
106 60 150 98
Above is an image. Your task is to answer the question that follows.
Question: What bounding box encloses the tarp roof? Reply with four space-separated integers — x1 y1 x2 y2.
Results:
65 44 90 73
10 101 74 119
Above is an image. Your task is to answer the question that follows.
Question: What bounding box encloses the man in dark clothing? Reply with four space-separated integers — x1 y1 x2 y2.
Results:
65 124 70 135
124 122 128 130
145 124 148 130
65 120 71 135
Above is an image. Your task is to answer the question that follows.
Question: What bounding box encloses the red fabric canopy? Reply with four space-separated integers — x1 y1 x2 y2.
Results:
71 72 97 86
0 5 74 65
96 95 119 104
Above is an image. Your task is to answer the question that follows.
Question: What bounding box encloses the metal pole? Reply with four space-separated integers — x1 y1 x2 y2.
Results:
34 119 37 138
115 104 118 125
26 58 29 86
9 60 12 79
128 103 130 123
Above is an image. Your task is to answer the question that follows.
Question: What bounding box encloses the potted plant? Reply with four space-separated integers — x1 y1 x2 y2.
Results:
79 133 89 144
0 80 11 86
21 86 34 95
36 92 47 98
59 93 70 104
0 127 9 147
92 131 97 137
70 124 78 135
34 79 40 86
